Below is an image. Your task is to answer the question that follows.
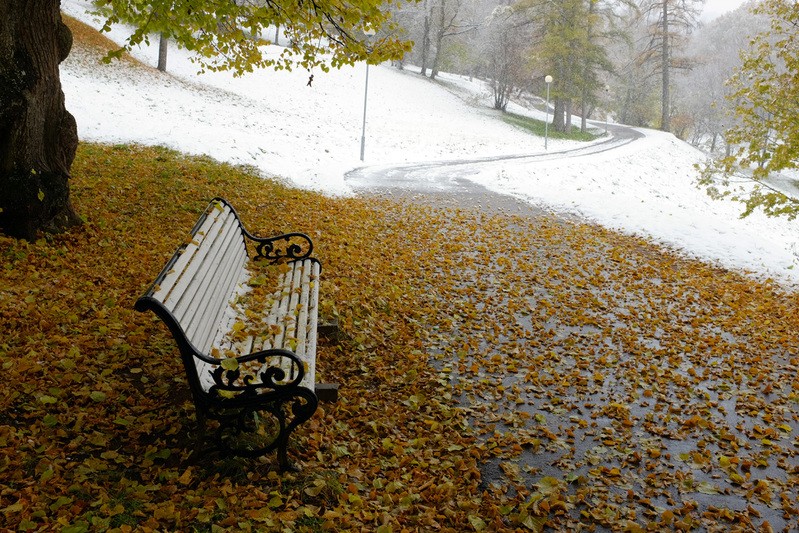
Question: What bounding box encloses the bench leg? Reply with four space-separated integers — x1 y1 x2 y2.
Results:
206 387 318 471
195 410 208 454
276 436 298 472
275 387 319 472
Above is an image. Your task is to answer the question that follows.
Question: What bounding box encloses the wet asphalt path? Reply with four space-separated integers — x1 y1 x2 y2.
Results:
344 122 644 196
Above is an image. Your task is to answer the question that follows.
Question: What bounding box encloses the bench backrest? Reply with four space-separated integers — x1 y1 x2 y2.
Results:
135 199 249 369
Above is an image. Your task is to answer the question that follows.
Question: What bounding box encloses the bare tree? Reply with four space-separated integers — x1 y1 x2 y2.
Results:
483 5 529 110
675 2 764 151
429 0 483 79
637 0 704 132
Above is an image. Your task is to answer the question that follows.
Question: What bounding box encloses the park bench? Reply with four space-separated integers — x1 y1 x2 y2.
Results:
135 197 333 470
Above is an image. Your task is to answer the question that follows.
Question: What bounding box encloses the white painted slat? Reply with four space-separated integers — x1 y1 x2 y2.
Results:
177 222 243 343
161 205 237 310
182 248 242 352
255 285 284 352
172 213 242 326
197 276 252 391
194 252 249 354
168 232 239 340
181 257 320 394
294 262 311 358
272 265 294 349
283 261 303 349
151 205 224 304
278 263 302 382
302 260 321 389
289 260 311 386
191 247 248 353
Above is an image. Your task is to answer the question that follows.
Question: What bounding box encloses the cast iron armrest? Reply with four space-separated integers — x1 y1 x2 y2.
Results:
208 197 315 264
209 348 307 399
245 231 314 263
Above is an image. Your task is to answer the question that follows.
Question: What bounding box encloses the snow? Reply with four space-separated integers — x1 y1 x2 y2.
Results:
60 0 799 289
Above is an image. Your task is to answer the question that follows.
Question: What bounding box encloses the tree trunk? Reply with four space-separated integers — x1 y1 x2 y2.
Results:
565 99 573 134
553 99 565 132
580 97 587 133
157 33 168 72
0 1 81 240
580 0 596 134
660 1 671 132
430 0 446 80
420 0 431 77
430 28 444 79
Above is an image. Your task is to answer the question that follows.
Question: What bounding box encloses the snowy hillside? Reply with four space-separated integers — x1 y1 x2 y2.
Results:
60 0 799 288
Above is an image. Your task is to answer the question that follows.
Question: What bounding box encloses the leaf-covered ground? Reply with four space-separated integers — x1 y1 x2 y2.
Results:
1 144 797 532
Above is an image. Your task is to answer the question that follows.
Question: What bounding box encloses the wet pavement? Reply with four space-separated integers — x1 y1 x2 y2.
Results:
344 133 799 531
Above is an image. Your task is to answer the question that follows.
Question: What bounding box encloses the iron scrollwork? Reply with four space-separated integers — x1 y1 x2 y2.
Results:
249 233 314 263
205 385 318 470
208 349 306 400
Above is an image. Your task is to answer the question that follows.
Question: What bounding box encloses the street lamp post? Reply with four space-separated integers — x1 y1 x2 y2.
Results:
360 29 376 162
605 85 610 136
544 75 553 150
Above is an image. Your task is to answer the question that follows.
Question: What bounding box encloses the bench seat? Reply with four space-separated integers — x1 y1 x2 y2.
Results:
202 257 320 393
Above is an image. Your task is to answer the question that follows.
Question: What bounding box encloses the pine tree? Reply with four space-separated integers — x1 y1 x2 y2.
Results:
638 0 704 132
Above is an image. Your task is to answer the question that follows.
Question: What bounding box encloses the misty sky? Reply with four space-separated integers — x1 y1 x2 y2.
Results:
702 0 748 21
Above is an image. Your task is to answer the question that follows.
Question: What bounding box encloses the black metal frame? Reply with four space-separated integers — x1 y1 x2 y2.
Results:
135 198 319 470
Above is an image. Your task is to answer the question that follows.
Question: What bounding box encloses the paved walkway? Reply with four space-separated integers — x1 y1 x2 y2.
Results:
352 174 799 531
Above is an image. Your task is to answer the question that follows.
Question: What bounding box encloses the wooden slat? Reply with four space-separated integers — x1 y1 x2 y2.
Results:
176 220 243 348
171 213 241 326
278 263 302 382
194 259 319 393
150 204 225 303
191 246 248 353
283 261 303 349
159 205 237 309
272 265 294 350
303 260 320 388
183 255 241 352
177 256 321 393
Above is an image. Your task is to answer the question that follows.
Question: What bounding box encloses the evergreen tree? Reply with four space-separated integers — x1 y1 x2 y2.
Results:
638 0 704 132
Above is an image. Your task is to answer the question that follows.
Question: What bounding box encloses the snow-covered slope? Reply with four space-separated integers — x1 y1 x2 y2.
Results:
60 0 799 288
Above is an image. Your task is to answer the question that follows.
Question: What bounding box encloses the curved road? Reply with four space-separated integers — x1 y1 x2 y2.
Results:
345 122 644 195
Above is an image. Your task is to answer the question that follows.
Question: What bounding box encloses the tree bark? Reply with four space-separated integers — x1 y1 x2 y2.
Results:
660 0 671 132
553 99 565 132
0 0 81 240
419 0 431 77
430 0 446 80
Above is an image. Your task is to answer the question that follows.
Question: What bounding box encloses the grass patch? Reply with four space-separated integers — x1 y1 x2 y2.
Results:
503 112 599 141
63 14 138 64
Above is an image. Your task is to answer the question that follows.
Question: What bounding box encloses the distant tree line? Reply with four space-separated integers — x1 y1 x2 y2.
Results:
390 0 710 134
